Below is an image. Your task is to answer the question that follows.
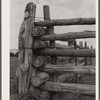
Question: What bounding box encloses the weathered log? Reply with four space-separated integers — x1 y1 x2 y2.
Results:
32 56 46 68
40 82 95 95
32 26 47 36
18 2 36 97
33 40 49 49
33 40 73 49
37 30 95 41
84 42 88 66
31 72 49 87
34 18 95 26
39 64 95 74
35 49 95 57
74 41 77 65
43 5 57 64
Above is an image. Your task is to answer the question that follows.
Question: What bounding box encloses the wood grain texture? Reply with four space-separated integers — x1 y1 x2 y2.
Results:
43 5 57 64
39 64 95 74
32 26 46 36
18 2 36 97
32 56 46 68
31 72 49 87
35 48 95 57
40 82 95 95
34 18 95 26
38 30 95 41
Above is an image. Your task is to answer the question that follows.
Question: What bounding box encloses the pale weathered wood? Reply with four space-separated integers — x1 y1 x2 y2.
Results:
33 40 49 49
32 56 46 68
32 26 47 36
31 72 49 87
74 41 77 65
85 42 88 65
18 2 36 98
37 30 95 41
43 5 57 64
40 82 95 95
34 18 95 26
35 49 95 57
39 64 95 74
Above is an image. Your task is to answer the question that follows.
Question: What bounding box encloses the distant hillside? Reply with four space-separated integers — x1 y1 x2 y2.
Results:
10 49 18 54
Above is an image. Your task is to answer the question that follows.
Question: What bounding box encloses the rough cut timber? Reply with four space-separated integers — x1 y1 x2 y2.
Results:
32 26 47 36
40 82 95 95
37 30 95 41
39 64 95 74
33 40 49 49
18 2 36 97
34 18 95 27
43 5 57 64
85 42 88 65
35 48 95 57
31 72 49 87
32 56 46 68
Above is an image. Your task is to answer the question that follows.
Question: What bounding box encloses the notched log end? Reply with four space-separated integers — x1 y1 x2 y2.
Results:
20 63 29 71
33 40 49 49
32 26 47 36
31 72 50 87
33 56 46 68
24 2 36 18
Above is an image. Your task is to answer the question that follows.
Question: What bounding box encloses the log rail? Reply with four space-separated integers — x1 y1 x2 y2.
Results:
34 18 95 26
35 49 95 57
17 2 96 100
40 82 95 95
36 30 95 41
39 64 95 74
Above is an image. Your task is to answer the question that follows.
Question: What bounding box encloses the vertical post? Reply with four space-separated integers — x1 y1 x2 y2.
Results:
85 42 87 65
91 46 93 49
18 2 36 98
89 46 93 65
74 41 77 65
43 5 57 64
74 41 80 100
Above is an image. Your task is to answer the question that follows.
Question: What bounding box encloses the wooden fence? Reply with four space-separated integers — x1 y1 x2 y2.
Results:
17 2 95 100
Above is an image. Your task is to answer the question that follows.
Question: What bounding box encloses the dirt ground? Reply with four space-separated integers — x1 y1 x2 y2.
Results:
10 57 95 100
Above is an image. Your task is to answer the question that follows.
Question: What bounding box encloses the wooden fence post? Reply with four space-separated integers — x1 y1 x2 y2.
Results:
85 42 88 65
74 41 77 65
43 5 57 64
74 41 80 100
90 46 93 65
18 2 36 98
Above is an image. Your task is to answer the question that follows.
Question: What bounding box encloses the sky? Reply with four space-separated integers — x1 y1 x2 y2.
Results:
10 0 96 49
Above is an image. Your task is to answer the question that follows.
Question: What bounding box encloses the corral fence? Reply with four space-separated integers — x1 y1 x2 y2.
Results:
17 2 95 100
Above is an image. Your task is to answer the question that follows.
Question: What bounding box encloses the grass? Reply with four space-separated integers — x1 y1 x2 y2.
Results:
10 57 18 100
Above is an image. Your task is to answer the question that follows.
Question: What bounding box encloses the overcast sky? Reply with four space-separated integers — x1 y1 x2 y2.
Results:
10 0 95 49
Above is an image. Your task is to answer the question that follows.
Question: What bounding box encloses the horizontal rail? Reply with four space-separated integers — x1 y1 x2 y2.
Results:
35 49 95 57
40 82 95 95
34 18 95 26
37 30 95 41
40 64 95 74
33 40 74 49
